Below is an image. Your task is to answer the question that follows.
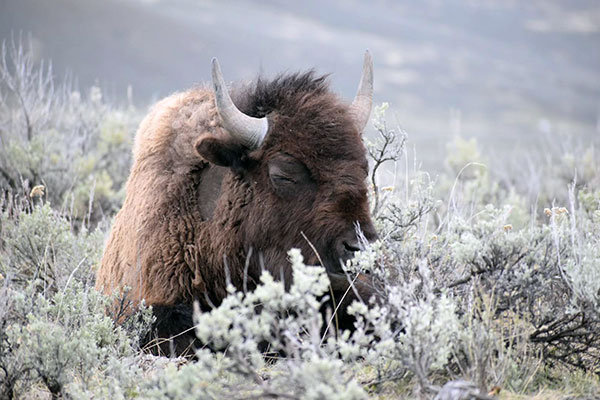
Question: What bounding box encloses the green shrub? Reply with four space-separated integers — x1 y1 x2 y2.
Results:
0 202 151 398
0 38 139 227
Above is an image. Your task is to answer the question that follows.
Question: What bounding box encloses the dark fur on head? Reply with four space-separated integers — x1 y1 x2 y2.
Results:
236 71 330 118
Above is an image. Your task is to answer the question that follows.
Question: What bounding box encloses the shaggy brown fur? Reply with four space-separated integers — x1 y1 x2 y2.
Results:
96 72 378 354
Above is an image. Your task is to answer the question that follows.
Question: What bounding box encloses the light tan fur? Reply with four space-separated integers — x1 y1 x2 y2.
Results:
95 87 219 305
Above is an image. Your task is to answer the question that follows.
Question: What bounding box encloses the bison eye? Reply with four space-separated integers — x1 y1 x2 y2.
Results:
270 174 296 185
268 154 315 198
269 167 299 196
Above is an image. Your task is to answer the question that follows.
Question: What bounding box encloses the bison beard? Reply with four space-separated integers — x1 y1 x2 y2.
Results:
96 54 378 357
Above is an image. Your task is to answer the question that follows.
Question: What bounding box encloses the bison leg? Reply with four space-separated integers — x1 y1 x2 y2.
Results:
141 303 198 358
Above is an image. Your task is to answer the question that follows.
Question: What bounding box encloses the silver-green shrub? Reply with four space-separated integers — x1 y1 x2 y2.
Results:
0 202 152 399
1 203 102 292
0 275 152 399
0 37 139 225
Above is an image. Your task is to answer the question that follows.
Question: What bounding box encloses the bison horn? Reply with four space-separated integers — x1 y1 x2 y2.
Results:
211 58 269 149
349 51 374 133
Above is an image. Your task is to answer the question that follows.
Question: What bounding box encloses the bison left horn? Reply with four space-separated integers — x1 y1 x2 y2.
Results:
211 58 269 149
349 51 374 133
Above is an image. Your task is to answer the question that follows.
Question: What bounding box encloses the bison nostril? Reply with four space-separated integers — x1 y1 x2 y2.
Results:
343 241 361 253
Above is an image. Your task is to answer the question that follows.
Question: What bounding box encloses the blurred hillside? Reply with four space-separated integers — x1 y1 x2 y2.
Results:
1 0 599 168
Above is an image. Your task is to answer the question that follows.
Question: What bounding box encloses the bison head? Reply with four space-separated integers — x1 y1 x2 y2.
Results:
195 53 378 287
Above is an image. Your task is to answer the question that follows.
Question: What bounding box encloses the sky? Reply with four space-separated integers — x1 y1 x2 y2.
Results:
1 0 599 169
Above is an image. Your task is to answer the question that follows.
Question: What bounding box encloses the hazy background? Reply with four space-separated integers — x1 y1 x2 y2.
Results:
1 0 599 169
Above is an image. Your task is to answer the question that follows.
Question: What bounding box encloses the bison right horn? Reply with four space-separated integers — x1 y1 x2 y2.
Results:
349 51 374 134
211 58 269 149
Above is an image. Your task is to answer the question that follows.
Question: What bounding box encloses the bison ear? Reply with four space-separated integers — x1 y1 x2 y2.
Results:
195 135 246 168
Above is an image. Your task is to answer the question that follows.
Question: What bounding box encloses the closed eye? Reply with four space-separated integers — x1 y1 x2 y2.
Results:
271 174 296 185
268 154 315 197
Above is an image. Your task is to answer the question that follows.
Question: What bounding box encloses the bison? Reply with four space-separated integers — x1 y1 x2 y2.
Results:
95 52 379 356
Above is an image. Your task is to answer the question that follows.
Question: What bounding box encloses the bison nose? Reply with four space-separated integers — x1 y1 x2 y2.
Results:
343 240 361 253
331 222 378 272
336 238 362 265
